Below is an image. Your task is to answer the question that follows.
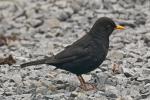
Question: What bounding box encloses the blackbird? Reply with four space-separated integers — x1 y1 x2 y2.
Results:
21 17 125 90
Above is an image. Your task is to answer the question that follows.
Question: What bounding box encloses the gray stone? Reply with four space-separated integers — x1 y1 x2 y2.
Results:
47 18 61 28
55 1 67 8
64 8 74 17
137 77 150 84
27 18 43 28
11 74 22 85
130 86 141 99
75 93 88 100
104 86 118 98
105 77 117 86
142 68 150 75
0 88 4 95
92 73 108 90
88 0 103 9
44 93 69 100
36 86 48 95
123 68 134 77
107 50 124 61
57 11 70 21
116 96 133 100
70 2 81 13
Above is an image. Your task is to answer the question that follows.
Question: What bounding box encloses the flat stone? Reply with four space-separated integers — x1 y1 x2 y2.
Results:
47 18 61 28
108 50 124 61
142 68 150 75
123 68 134 77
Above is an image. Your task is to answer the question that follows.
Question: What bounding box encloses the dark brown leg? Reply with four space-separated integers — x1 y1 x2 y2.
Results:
77 75 96 91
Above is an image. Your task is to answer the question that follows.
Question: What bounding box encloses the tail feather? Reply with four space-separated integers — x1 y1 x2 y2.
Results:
20 59 46 68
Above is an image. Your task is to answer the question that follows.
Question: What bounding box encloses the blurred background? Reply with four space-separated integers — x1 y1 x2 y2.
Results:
0 0 150 100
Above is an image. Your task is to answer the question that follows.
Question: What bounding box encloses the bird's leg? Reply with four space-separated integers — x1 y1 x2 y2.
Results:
77 75 86 87
77 75 96 91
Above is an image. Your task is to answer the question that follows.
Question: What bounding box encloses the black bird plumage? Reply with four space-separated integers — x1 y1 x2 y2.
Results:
21 17 124 90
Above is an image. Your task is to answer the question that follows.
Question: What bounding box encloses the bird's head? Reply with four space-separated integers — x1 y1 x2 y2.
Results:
89 17 125 38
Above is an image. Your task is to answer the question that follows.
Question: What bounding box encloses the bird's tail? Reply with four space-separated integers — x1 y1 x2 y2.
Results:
20 59 46 68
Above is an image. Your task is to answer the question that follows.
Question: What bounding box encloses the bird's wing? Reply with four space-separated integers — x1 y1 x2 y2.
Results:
45 46 90 64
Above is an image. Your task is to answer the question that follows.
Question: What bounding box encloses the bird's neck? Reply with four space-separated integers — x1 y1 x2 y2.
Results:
89 32 109 49
89 31 109 42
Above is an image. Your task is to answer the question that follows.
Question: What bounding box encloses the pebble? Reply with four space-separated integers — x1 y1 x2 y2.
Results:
11 74 22 85
142 68 150 75
108 50 124 61
123 67 134 77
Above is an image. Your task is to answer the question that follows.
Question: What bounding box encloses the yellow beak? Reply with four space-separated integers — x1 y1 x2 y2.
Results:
115 25 125 30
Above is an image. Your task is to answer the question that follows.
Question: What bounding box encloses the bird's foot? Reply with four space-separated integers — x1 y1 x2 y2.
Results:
80 83 97 91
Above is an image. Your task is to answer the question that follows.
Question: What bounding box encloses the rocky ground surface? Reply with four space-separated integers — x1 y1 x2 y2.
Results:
0 0 150 100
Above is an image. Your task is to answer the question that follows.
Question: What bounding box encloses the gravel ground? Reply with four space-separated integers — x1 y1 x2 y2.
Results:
0 0 150 100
